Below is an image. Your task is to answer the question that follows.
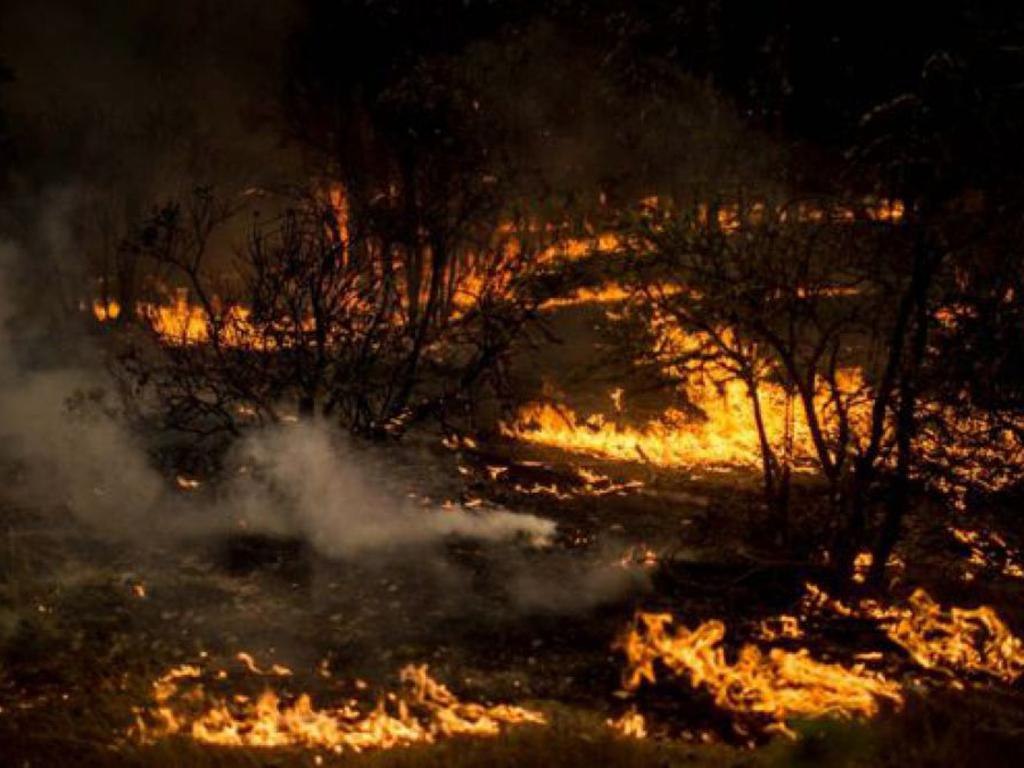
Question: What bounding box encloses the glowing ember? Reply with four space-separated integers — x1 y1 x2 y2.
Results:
175 474 201 491
92 298 122 322
756 615 804 642
607 708 647 739
236 652 293 677
616 612 902 737
950 526 1024 581
617 545 660 569
852 552 873 584
917 405 1024 510
135 661 545 753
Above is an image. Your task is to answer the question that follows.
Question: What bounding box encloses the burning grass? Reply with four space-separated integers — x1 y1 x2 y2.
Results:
5 496 1024 767
134 660 545 753
615 612 903 739
802 586 1024 683
883 591 1024 682
4 428 1024 766
502 359 868 473
610 582 1024 743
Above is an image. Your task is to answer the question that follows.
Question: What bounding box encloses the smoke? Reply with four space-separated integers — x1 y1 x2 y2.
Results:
508 549 652 615
226 422 556 557
0 229 556 563
0 233 165 534
0 3 670 620
460 20 787 205
215 423 652 618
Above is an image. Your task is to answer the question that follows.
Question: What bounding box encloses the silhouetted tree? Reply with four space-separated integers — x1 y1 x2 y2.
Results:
117 186 561 441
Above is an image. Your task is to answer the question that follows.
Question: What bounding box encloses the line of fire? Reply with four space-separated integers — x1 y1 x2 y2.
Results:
1 3 1024 767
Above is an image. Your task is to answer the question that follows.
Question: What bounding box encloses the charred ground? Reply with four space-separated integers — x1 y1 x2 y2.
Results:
3 2 1024 767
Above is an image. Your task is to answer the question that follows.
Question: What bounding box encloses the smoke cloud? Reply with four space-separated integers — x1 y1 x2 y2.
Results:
0 235 164 535
226 422 556 557
0 226 555 560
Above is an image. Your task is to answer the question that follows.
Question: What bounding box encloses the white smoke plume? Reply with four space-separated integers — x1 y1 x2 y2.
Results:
510 558 650 614
0 231 554 555
227 422 556 557
0 236 164 534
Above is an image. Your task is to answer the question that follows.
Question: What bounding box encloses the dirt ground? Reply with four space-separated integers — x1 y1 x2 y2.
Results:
2 434 1024 767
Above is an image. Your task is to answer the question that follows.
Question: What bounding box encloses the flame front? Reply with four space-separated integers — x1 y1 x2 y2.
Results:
804 585 1024 682
136 662 545 753
880 589 1024 682
616 612 902 736
504 364 867 472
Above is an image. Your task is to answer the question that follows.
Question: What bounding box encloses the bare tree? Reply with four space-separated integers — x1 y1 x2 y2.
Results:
115 185 560 443
618 196 916 575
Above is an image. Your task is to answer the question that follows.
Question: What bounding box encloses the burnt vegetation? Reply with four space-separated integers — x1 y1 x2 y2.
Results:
3 2 1024 767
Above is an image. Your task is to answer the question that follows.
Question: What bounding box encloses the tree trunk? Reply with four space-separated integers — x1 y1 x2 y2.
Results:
747 376 789 543
831 465 867 587
869 243 935 587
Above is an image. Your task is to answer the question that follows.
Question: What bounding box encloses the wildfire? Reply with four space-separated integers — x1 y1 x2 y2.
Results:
503 366 867 472
917 403 1024 510
881 589 1024 683
541 283 633 309
950 526 1024 581
136 661 546 753
756 615 804 642
127 289 272 347
804 584 1024 683
616 612 902 737
503 398 772 471
91 186 907 345
607 708 647 739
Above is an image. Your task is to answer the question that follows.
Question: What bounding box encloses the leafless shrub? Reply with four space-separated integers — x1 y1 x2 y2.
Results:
114 185 563 443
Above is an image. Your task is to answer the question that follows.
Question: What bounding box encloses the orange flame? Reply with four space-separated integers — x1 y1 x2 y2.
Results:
756 615 804 642
804 584 1024 683
136 662 545 753
950 526 1024 581
607 708 647 739
503 364 866 472
92 298 122 322
616 612 902 737
882 589 1024 682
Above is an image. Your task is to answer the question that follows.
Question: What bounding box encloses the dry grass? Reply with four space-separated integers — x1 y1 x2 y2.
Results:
6 692 1024 768
4 497 1024 768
